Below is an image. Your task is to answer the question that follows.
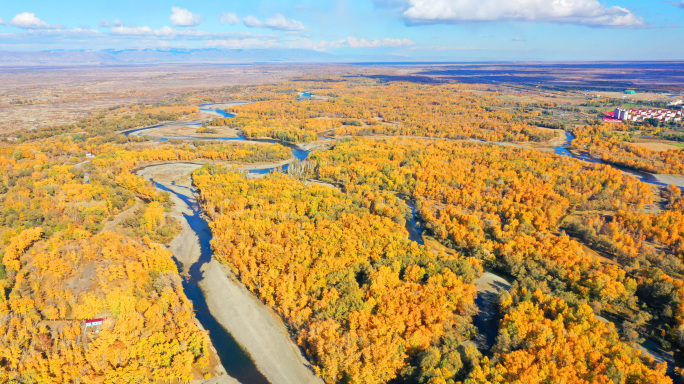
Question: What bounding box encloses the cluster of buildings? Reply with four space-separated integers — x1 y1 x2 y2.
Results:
605 107 683 123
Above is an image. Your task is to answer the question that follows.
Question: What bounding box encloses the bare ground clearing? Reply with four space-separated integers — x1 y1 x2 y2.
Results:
0 65 303 134
628 139 683 152
140 125 242 139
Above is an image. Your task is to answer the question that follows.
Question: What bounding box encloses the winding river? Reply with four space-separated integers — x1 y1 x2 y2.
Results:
128 104 320 384
126 104 680 383
556 131 682 190
154 181 270 384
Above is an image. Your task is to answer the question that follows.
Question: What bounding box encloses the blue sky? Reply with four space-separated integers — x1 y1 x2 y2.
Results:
0 0 683 60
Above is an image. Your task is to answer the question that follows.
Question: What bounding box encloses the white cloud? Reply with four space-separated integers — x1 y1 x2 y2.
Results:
401 0 646 28
206 35 415 51
10 12 60 29
154 26 187 37
265 14 308 31
207 38 280 49
109 24 270 41
291 36 415 51
346 36 415 47
170 7 202 27
242 16 263 28
152 26 249 39
111 25 154 35
36 28 103 38
0 18 5 26
66 27 103 37
0 28 104 41
667 1 684 9
219 12 241 25
409 45 481 51
243 14 308 31
98 18 124 28
283 38 345 50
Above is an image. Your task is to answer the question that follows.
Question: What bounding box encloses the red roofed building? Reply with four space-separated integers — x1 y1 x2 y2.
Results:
603 117 622 123
85 318 104 326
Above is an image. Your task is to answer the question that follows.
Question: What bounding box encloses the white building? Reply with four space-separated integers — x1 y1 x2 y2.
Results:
614 107 683 123
614 108 630 120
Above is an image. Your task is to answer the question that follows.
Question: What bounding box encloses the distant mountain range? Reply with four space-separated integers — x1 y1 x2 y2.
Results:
0 48 422 66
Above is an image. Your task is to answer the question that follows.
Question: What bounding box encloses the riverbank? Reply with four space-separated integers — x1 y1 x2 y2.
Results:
128 104 681 381
566 149 684 189
135 125 243 140
295 138 333 152
472 272 512 351
201 259 323 384
654 174 684 189
138 163 323 384
333 133 684 190
133 158 295 177
138 164 236 383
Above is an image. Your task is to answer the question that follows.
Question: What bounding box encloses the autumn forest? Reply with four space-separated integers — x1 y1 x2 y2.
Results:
1 72 683 384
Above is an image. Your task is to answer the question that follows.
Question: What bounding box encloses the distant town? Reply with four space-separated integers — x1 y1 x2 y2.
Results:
604 107 683 123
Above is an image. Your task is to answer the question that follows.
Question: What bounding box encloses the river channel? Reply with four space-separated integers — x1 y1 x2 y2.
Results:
129 104 315 383
555 131 682 190
127 103 679 383
155 181 270 384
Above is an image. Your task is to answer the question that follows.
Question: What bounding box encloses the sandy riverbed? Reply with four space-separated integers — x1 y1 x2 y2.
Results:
138 164 236 384
295 139 333 152
134 157 294 176
138 163 323 384
136 125 243 139
654 174 684 189
470 271 511 351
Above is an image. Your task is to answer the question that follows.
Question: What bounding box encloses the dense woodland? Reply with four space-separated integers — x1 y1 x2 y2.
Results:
0 135 291 382
209 78 556 143
190 137 680 383
571 123 684 174
0 75 682 383
206 78 684 177
308 137 682 382
193 168 482 384
468 288 671 383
